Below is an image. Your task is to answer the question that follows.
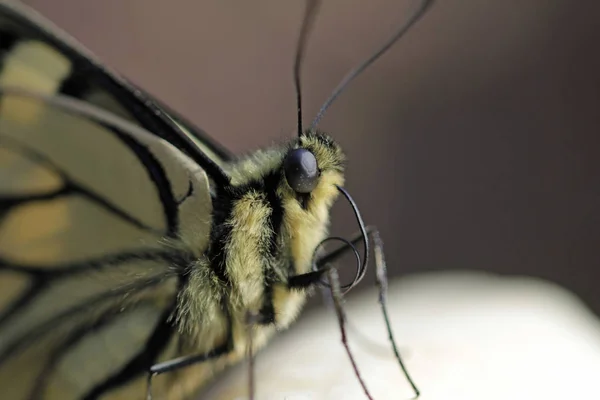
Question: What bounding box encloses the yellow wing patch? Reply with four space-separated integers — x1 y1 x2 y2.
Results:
0 40 71 95
0 89 214 399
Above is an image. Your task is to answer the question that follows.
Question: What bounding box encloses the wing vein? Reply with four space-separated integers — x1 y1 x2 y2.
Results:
0 133 164 234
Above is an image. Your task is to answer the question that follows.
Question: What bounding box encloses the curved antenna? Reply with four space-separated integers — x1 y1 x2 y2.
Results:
311 0 434 129
294 0 322 137
310 185 370 292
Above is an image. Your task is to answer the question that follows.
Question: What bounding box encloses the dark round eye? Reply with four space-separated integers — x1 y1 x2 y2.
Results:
284 148 319 193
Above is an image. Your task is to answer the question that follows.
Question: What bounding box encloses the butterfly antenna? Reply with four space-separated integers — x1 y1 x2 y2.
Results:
311 0 434 129
294 0 322 137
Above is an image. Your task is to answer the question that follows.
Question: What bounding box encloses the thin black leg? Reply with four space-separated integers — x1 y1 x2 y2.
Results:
372 230 419 399
289 226 420 399
146 303 234 400
327 267 374 400
145 309 268 400
245 311 263 400
146 337 232 400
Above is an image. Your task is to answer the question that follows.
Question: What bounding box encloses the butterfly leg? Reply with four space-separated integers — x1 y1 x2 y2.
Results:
146 324 233 400
145 310 264 400
326 266 375 400
289 226 419 399
244 311 266 400
287 235 374 399
369 229 419 399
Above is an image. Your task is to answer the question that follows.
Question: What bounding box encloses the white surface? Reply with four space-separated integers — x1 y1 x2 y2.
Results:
203 271 600 400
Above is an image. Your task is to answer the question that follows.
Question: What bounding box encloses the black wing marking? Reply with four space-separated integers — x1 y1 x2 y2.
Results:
0 88 214 399
0 0 232 187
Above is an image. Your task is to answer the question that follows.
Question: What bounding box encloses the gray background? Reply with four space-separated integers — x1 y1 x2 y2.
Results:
24 1 600 313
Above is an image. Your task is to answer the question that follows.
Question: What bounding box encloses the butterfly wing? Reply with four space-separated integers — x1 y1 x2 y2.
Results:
0 2 240 398
0 0 232 175
0 87 215 400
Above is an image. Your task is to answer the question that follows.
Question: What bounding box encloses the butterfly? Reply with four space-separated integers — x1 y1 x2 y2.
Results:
0 0 433 399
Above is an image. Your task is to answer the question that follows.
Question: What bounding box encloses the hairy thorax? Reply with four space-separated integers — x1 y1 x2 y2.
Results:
173 132 345 391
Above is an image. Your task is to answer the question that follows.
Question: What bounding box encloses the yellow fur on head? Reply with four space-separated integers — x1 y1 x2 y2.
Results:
282 131 345 274
273 131 345 327
221 130 346 327
224 129 346 280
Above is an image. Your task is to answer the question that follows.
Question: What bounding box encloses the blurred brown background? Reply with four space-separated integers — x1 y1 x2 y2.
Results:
23 0 600 313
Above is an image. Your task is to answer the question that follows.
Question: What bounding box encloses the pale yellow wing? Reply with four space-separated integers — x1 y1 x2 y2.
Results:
0 0 231 171
0 88 214 400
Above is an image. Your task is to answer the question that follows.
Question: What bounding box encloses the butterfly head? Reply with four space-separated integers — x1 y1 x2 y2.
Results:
270 130 345 276
282 130 345 208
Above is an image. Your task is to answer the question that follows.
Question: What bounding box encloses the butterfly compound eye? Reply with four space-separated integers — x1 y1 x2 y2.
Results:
284 149 319 193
